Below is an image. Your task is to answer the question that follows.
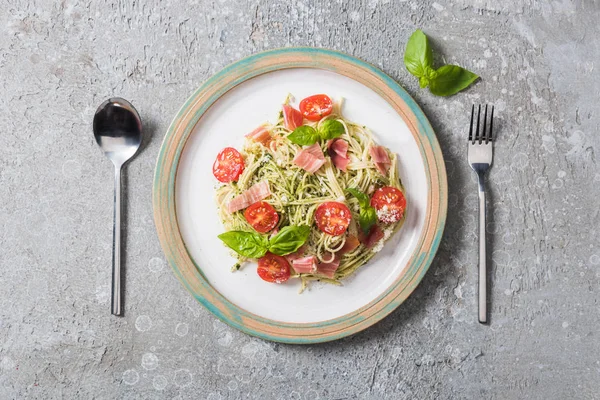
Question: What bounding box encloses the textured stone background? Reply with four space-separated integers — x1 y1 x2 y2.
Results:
1 0 599 399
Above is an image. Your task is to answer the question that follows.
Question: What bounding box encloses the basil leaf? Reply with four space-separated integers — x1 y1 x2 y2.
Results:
404 29 433 78
218 231 269 258
268 225 310 256
346 188 370 209
359 207 377 234
425 66 438 80
347 188 377 233
429 65 479 97
288 126 320 146
318 119 344 140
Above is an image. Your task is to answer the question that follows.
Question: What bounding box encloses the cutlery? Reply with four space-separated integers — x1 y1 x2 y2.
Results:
467 104 494 324
93 98 143 316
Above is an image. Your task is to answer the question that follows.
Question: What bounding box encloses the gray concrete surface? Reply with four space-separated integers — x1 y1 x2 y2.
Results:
1 0 599 399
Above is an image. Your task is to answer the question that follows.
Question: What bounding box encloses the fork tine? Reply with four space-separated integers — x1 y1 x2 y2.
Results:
468 105 474 142
488 105 494 143
482 105 488 143
475 104 481 143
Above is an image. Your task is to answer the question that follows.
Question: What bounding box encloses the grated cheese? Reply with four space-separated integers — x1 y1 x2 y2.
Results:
371 239 384 253
376 205 400 224
383 227 394 240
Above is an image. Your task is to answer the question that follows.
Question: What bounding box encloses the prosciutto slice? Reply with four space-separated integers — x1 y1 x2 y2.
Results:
358 225 384 249
314 234 360 278
369 145 391 175
292 256 317 274
285 244 306 264
227 181 271 213
316 257 341 278
293 143 326 174
340 235 360 254
282 104 303 131
291 234 361 278
327 138 350 172
328 138 348 157
245 125 271 146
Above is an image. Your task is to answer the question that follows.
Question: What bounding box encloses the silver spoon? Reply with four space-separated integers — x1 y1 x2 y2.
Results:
93 98 142 316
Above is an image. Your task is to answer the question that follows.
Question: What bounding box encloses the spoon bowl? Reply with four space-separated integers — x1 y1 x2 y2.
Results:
93 98 143 316
93 98 142 166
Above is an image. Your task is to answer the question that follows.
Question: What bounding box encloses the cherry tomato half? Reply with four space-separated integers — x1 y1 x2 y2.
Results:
212 147 245 183
370 186 406 224
299 94 333 121
315 202 352 236
257 253 291 283
244 201 279 233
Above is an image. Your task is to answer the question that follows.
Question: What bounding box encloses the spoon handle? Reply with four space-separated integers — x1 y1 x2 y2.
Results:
111 164 123 316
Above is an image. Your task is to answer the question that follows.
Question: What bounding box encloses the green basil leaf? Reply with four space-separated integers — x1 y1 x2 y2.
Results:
404 29 433 78
346 188 370 209
429 65 479 97
347 188 377 233
218 231 268 258
318 119 345 140
425 66 439 81
359 207 377 234
268 225 310 256
288 126 320 146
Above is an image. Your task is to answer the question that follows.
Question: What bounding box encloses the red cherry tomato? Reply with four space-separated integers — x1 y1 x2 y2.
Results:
257 253 291 283
299 94 333 121
315 202 352 236
212 147 245 183
370 186 406 223
244 201 279 233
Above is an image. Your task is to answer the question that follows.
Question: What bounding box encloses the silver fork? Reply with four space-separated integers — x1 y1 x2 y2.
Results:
468 104 494 324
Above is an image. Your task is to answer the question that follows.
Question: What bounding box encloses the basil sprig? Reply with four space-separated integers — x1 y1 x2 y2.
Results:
287 119 344 146
346 188 377 234
218 225 310 258
318 120 345 140
218 231 270 258
404 30 478 96
287 126 320 146
267 225 310 255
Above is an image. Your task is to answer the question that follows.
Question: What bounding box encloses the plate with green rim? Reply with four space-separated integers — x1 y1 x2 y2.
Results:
153 47 447 344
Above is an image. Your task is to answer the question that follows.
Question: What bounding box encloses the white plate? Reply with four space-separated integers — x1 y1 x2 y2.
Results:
176 68 427 324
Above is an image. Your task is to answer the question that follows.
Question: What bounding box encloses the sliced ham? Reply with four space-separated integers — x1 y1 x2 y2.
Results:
316 257 341 278
227 181 271 213
292 256 317 274
340 235 360 254
285 244 306 264
328 138 348 157
358 225 385 249
296 235 359 279
331 154 349 172
245 125 271 146
293 143 326 174
327 138 350 172
369 145 391 175
282 104 303 131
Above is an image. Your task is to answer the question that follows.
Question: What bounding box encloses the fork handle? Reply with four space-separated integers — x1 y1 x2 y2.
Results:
477 174 487 324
